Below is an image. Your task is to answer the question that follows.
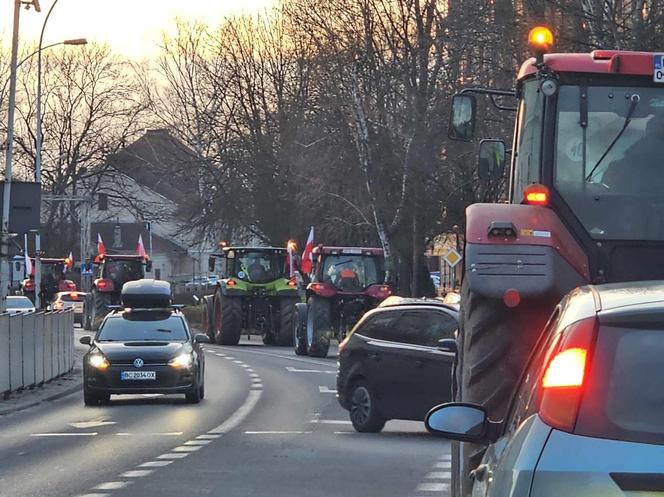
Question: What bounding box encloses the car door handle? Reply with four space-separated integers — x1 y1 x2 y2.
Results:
470 464 491 482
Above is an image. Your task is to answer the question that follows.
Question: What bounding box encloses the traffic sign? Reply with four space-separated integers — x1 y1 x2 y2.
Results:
443 248 462 268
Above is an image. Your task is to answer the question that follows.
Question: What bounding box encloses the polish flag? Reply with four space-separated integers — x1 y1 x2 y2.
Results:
137 234 147 258
63 251 74 272
97 234 106 256
300 227 314 274
25 253 33 277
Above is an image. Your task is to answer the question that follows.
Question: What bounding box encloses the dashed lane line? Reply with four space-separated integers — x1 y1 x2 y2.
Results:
139 461 173 468
31 432 98 437
286 366 335 374
244 431 313 435
318 386 337 393
213 346 335 368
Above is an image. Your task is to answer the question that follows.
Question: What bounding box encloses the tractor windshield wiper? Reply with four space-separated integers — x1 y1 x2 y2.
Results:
586 94 640 182
156 329 173 333
333 260 353 267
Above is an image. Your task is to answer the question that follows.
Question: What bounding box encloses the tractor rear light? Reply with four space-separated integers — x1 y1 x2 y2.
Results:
24 280 34 291
66 281 76 291
523 184 550 206
503 288 521 308
539 317 596 433
226 279 237 287
309 282 336 297
287 278 297 288
366 284 391 299
96 279 114 292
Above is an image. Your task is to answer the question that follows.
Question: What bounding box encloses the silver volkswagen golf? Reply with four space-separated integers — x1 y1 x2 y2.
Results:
427 281 664 497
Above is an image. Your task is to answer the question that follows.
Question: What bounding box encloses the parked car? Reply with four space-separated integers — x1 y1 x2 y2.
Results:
5 295 35 315
337 296 458 432
50 291 86 323
427 281 664 497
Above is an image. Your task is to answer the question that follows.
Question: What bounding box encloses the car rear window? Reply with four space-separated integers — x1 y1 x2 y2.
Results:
576 326 664 445
97 315 188 342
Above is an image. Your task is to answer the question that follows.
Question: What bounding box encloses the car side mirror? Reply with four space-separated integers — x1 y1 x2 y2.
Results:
425 403 492 443
449 94 477 141
478 139 506 180
194 333 210 344
208 257 216 273
437 338 457 354
79 335 92 346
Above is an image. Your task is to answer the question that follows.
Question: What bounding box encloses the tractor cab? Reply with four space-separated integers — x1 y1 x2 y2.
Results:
311 246 387 295
210 247 290 284
22 257 76 305
94 254 149 293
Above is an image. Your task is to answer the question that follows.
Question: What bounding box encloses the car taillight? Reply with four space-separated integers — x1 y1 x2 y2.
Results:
539 317 596 432
523 183 550 206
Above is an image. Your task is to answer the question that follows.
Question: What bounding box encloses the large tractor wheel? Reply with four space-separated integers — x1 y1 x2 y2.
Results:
214 290 242 346
455 279 553 497
274 298 297 347
306 296 332 358
293 303 308 356
201 295 215 341
91 291 112 331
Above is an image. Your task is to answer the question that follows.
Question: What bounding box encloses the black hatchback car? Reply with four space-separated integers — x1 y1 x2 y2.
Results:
337 296 458 432
81 280 209 405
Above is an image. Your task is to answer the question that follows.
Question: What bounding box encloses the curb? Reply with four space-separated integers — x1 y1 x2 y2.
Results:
0 370 83 416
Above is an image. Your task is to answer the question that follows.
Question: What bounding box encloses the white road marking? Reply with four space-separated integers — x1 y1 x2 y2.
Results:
208 389 262 434
220 347 334 367
439 454 452 461
115 432 183 437
426 471 451 479
241 364 250 368
333 431 356 435
94 481 131 490
318 386 337 393
244 431 312 435
157 453 189 460
31 432 98 437
69 421 117 429
77 494 107 497
196 434 221 440
184 439 211 445
250 373 260 378
224 357 236 360
172 445 202 452
310 419 352 425
121 470 154 478
139 461 173 468
251 384 263 389
233 360 243 364
416 482 449 492
286 366 335 374
433 461 451 469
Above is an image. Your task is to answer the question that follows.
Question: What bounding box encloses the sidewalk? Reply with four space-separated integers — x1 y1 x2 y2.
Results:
0 327 88 416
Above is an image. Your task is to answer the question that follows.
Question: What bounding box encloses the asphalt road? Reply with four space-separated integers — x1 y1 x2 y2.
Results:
0 336 451 497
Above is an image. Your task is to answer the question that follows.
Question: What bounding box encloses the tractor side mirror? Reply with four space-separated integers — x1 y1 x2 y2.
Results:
449 94 477 141
145 260 153 273
478 139 506 180
208 256 216 273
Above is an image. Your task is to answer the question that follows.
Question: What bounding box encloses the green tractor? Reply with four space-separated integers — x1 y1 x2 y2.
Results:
201 247 300 346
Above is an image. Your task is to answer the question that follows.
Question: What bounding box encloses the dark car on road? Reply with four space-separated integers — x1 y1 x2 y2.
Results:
427 281 664 497
80 280 209 406
337 296 458 432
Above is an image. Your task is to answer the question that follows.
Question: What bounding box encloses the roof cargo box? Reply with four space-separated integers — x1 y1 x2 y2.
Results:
121 279 171 308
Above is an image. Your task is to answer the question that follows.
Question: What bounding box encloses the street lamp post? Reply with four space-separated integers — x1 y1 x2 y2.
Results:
1 0 41 313
35 0 87 183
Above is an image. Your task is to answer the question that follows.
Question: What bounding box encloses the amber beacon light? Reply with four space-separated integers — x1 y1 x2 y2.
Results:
528 26 554 53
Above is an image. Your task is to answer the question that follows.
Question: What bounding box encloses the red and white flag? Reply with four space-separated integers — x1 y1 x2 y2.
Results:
300 227 314 274
137 234 147 258
63 251 74 272
24 253 33 277
97 233 106 256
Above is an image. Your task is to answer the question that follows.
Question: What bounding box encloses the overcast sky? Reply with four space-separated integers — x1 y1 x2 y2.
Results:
0 0 275 59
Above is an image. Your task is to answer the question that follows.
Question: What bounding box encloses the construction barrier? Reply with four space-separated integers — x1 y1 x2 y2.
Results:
0 310 75 396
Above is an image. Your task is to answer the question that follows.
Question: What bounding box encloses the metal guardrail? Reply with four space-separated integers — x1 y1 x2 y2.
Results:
0 310 74 396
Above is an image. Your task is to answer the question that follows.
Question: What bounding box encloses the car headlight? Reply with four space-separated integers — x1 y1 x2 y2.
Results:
168 353 193 369
88 354 110 370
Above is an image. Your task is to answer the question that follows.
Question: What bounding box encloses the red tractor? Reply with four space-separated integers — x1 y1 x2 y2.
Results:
21 257 76 307
293 245 391 357
82 254 151 330
449 26 664 496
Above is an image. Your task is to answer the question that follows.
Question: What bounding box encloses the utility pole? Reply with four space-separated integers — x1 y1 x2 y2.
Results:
1 0 23 313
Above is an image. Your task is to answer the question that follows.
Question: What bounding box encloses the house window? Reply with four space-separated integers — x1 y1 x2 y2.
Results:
98 193 108 211
113 225 122 248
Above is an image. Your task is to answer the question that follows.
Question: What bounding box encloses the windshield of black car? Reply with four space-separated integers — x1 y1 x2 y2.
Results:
97 315 188 342
320 255 383 291
576 325 664 445
232 251 288 284
555 85 664 240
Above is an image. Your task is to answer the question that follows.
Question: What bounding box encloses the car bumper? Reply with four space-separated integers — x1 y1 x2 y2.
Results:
84 365 196 394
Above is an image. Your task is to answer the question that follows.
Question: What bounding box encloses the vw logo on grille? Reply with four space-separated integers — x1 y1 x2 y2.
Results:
133 358 144 368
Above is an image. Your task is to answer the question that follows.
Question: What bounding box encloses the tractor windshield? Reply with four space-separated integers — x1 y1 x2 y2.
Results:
103 260 144 285
321 255 384 291
233 251 288 284
555 84 664 240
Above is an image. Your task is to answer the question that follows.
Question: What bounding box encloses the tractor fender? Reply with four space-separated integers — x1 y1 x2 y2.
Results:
464 203 589 301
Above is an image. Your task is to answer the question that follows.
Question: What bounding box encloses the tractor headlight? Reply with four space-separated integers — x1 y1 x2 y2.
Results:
168 353 193 369
88 354 110 370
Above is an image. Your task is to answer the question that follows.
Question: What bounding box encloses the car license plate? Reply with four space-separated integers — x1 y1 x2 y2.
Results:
121 371 156 380
654 54 664 83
